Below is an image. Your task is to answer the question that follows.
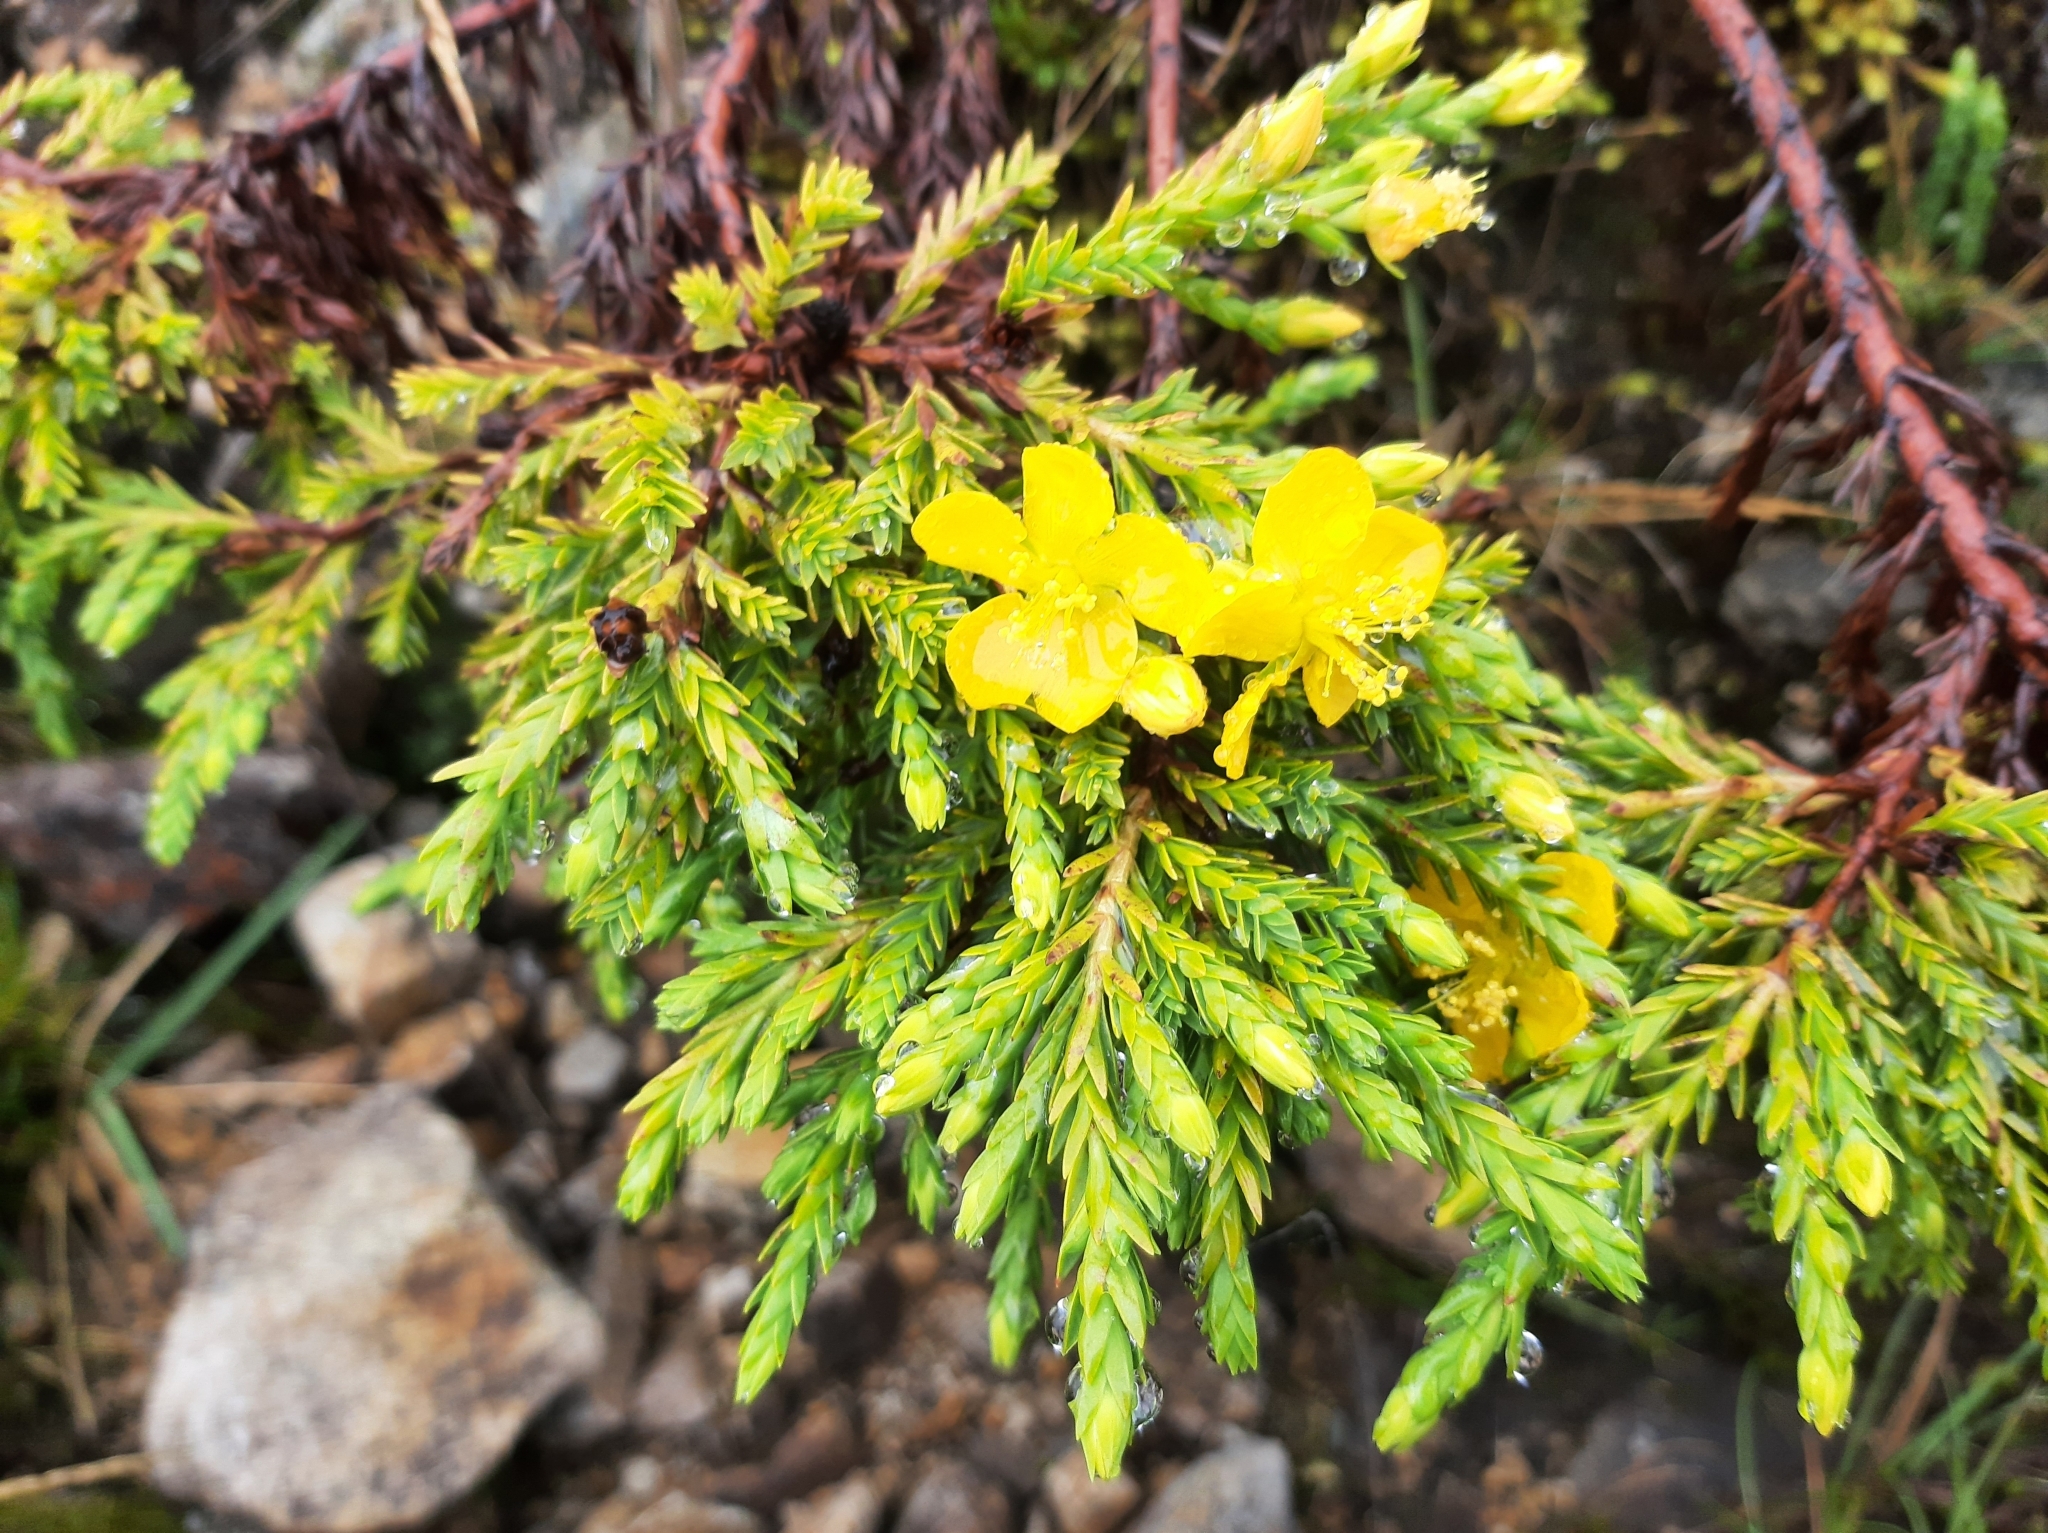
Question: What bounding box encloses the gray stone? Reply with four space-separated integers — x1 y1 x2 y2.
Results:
292 851 480 1037
579 1489 764 1533
897 1458 1010 1533
1300 1116 1470 1268
632 1330 718 1438
1042 1448 1140 1533
548 1024 633 1105
779 1475 884 1533
144 1089 603 1532
1128 1436 1295 1533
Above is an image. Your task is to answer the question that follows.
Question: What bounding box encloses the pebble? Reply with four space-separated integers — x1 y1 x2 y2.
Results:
780 1474 885 1533
1042 1447 1141 1533
292 850 480 1037
548 1023 633 1105
895 1457 1012 1533
1127 1436 1296 1533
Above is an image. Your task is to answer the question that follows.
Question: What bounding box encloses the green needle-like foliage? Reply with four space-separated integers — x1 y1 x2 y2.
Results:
6 3 2047 1482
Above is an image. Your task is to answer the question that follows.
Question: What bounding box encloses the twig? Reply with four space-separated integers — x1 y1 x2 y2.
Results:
63 914 183 1093
1872 1292 1963 1466
0 1454 152 1503
1196 0 1257 99
33 1161 96 1437
1686 0 2048 662
697 0 776 267
1403 276 1436 432
1804 1423 1828 1533
1141 0 1184 390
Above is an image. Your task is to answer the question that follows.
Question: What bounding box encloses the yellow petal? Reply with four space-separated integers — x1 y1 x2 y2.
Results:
1537 851 1619 949
1409 863 1490 930
1512 956 1589 1057
914 490 1028 584
1302 648 1360 727
944 594 1034 710
1456 1013 1511 1084
1031 595 1137 733
1022 443 1115 560
1308 503 1448 625
1120 654 1208 736
1252 447 1376 580
1076 516 1215 634
1178 565 1304 662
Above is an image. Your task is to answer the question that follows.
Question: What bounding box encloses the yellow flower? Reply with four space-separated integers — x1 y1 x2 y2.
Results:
1337 170 1482 266
1271 297 1366 349
1409 852 1618 1083
1341 0 1430 86
1173 448 1447 777
914 443 1212 734
1497 771 1575 845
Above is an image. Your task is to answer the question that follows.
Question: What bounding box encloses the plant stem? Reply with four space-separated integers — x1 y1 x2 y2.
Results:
1403 276 1436 432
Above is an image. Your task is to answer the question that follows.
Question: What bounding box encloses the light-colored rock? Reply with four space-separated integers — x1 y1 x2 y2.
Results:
380 999 498 1089
580 1489 764 1533
544 979 592 1044
683 1126 789 1220
779 1474 884 1533
897 1458 1010 1533
1300 1115 1470 1268
698 1263 758 1334
1043 1448 1140 1533
632 1330 719 1437
549 1024 632 1105
144 1089 603 1532
1127 1436 1295 1533
292 851 480 1037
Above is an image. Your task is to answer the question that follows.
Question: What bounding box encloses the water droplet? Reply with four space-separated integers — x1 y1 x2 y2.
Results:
1476 211 1498 232
1424 1202 1439 1223
1216 218 1248 248
833 1229 850 1250
1045 1297 1070 1347
1329 256 1367 286
1278 1132 1299 1150
1179 1253 1202 1291
1517 1330 1544 1376
873 1072 897 1097
795 1103 830 1127
1263 192 1301 222
1066 1366 1084 1402
939 598 968 619
1182 1152 1207 1172
1250 216 1284 248
1304 1033 1326 1057
895 1040 921 1064
615 933 645 957
1533 114 1558 130
1415 485 1441 507
1131 1371 1164 1430
766 892 793 917
1452 140 1481 163
1159 250 1183 272
1296 1086 1321 1102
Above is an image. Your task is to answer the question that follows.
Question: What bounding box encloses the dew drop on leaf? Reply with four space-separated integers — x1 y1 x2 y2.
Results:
1517 1329 1544 1377
1132 1370 1164 1430
1066 1365 1083 1402
1329 257 1367 286
1216 219 1248 248
1045 1296 1070 1347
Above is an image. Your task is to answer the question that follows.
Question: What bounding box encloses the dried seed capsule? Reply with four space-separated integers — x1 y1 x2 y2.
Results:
591 600 649 675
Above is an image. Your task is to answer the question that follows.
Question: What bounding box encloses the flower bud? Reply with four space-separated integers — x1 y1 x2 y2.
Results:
1012 845 1060 929
1271 297 1365 349
1251 86 1325 182
1120 654 1209 736
1395 900 1468 971
1484 51 1584 125
1499 771 1574 845
1836 1133 1893 1217
1338 170 1481 265
1243 1021 1319 1094
1616 864 1694 937
1360 442 1449 496
1432 1170 1492 1226
1797 1343 1853 1436
902 758 948 831
875 1044 950 1112
1343 0 1430 87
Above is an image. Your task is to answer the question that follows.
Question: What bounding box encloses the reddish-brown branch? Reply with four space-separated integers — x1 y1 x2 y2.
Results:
1141 0 1183 390
697 0 776 267
253 0 544 163
1687 0 2048 662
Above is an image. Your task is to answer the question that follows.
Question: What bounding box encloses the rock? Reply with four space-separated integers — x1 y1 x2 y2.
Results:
1127 1436 1295 1533
544 979 592 1044
683 1126 789 1221
698 1262 761 1333
1719 527 1872 654
143 1089 603 1532
914 1280 991 1369
887 1240 944 1290
1300 1116 1469 1268
293 851 481 1037
380 999 499 1089
579 1490 763 1533
549 1025 633 1106
799 1254 901 1376
780 1475 884 1533
1042 1449 1140 1533
632 1328 719 1438
0 749 375 944
700 1398 862 1514
897 1457 1011 1533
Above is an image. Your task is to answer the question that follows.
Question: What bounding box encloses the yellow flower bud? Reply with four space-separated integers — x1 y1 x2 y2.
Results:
1272 297 1365 348
875 1044 950 1113
1432 1170 1492 1226
1349 134 1429 180
902 758 948 831
1339 170 1482 266
1803 1214 1855 1290
1395 900 1469 971
1616 864 1694 937
1798 1344 1853 1436
1251 86 1325 181
1243 1021 1320 1094
1119 654 1209 737
1484 51 1585 125
1359 442 1449 496
1498 771 1574 845
1836 1134 1893 1217
1343 0 1430 86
